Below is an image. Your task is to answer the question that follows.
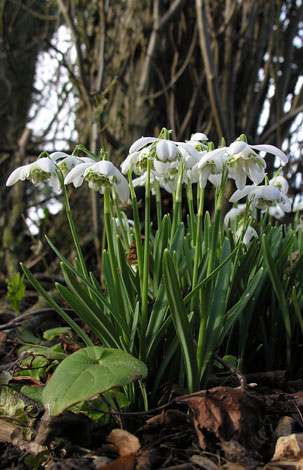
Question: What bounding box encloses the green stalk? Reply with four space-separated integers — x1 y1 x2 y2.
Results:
128 170 143 289
190 187 204 312
171 164 185 241
104 188 126 324
140 158 152 361
186 181 196 246
59 171 89 282
112 188 130 249
155 180 162 229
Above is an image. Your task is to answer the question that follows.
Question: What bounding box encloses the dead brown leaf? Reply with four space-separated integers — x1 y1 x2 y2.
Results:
107 428 141 456
10 376 44 386
176 387 265 450
96 453 135 470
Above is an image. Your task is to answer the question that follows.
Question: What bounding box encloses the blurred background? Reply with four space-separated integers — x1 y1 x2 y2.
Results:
1 0 302 277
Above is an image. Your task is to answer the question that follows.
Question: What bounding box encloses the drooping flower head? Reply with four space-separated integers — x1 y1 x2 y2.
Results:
230 184 291 212
224 138 288 190
65 160 129 201
6 156 60 191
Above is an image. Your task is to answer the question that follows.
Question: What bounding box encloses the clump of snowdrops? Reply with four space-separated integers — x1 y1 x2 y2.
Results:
6 128 303 412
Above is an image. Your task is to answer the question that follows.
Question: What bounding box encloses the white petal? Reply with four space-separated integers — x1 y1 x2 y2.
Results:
250 144 288 164
64 162 92 184
121 152 139 174
36 157 56 173
208 174 222 187
176 141 201 160
156 140 178 161
228 141 248 155
49 151 70 161
247 162 265 185
114 175 130 201
154 160 170 175
49 175 61 191
229 165 247 190
129 137 158 153
269 175 289 194
6 166 27 185
229 186 254 203
190 132 208 141
72 176 84 188
279 195 291 212
90 160 115 176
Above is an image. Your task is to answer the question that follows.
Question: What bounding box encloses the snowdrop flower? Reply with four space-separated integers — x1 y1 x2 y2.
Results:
230 184 291 212
132 171 158 195
6 157 60 191
154 140 182 175
189 148 226 188
223 139 288 190
65 160 129 201
50 152 96 187
268 205 286 220
115 218 134 228
224 203 247 228
186 132 209 151
293 200 303 212
129 136 159 154
236 225 258 245
269 175 289 195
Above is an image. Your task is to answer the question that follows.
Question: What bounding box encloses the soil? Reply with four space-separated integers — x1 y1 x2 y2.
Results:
1 284 303 470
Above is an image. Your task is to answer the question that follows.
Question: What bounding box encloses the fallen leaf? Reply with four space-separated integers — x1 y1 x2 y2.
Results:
96 454 135 470
176 387 265 450
273 434 303 460
10 376 44 387
107 428 141 456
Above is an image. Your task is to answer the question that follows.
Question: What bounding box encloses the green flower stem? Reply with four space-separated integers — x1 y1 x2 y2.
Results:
186 182 196 246
104 188 126 324
59 172 89 282
171 164 185 241
128 170 143 289
225 199 250 304
190 187 204 312
112 188 130 249
140 158 152 362
155 180 162 229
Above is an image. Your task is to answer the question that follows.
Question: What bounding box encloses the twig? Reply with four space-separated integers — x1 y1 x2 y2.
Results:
0 308 73 331
213 353 246 391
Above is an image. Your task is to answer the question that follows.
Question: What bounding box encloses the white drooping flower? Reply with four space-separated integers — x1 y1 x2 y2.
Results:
222 139 288 190
224 203 247 228
236 225 258 245
50 152 96 187
6 157 60 191
293 200 303 212
269 175 289 195
229 184 291 212
65 160 130 201
187 147 226 188
268 205 286 220
186 132 209 151
132 171 158 195
154 140 182 175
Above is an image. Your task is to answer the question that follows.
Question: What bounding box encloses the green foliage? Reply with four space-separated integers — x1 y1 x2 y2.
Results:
14 134 302 412
6 272 25 314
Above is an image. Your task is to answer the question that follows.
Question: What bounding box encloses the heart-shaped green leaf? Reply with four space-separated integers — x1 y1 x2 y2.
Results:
42 347 148 415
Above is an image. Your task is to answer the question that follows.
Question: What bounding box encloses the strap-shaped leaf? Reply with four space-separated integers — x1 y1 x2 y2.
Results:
163 249 199 392
21 263 93 347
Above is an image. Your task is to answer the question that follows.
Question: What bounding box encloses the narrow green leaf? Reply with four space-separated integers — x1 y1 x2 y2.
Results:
21 263 93 346
163 249 199 392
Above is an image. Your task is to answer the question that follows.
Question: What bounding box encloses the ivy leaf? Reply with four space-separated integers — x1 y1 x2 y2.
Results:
42 347 148 415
